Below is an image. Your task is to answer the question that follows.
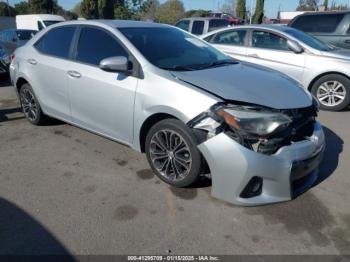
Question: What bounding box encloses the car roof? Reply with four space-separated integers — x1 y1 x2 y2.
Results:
200 24 299 39
55 19 171 29
180 17 228 21
294 11 350 16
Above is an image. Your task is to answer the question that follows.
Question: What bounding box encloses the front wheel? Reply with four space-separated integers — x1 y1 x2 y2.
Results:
311 74 350 111
145 119 203 188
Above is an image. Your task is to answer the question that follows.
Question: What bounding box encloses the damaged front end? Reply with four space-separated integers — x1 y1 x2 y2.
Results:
188 99 324 206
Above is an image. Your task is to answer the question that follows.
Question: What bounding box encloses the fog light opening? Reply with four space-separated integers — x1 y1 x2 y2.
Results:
240 176 263 198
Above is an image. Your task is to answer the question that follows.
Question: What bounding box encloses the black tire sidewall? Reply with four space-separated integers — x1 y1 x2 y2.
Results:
145 119 203 188
311 74 350 111
19 83 46 125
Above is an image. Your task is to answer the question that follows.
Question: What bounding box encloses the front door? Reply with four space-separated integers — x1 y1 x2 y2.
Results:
68 26 138 144
245 30 305 83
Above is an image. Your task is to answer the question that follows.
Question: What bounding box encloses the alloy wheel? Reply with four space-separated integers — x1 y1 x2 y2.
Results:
20 87 38 122
149 129 192 181
316 80 346 107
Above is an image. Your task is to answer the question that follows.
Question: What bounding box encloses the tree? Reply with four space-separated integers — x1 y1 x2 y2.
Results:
14 1 32 14
323 0 328 10
0 2 17 16
81 0 99 18
140 0 159 21
29 0 55 13
220 0 236 15
296 0 319 11
252 0 264 24
184 9 211 18
99 0 115 18
236 0 246 19
72 2 82 17
155 0 184 24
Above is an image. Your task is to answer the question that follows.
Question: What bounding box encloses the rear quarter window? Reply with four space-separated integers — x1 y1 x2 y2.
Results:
191 20 205 35
208 19 229 32
290 14 345 33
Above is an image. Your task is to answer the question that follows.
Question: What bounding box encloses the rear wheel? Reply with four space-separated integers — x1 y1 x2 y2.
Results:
145 119 203 188
311 74 350 111
19 83 48 125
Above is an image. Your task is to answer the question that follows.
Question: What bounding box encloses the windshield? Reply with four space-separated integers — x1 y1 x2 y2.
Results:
16 30 37 40
43 20 62 27
283 28 334 51
119 27 233 70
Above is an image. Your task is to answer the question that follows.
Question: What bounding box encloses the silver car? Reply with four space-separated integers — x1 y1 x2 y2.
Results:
201 25 350 111
10 20 325 206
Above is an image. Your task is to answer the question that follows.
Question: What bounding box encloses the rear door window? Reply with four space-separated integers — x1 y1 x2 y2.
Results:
209 29 247 46
34 26 76 59
291 14 344 33
191 21 205 35
252 30 289 51
75 27 128 66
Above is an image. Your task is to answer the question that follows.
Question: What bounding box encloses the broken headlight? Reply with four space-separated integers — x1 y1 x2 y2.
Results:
215 105 292 137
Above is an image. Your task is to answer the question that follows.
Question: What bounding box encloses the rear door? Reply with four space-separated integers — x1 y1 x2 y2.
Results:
205 29 248 61
245 29 305 82
29 26 76 119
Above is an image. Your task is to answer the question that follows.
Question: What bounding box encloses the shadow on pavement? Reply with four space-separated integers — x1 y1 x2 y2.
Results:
315 126 343 186
0 198 75 259
0 107 24 122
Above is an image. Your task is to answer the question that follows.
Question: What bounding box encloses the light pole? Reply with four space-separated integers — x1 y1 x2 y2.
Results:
6 0 11 16
249 0 253 24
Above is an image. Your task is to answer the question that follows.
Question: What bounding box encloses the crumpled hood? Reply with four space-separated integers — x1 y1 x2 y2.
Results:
171 62 312 109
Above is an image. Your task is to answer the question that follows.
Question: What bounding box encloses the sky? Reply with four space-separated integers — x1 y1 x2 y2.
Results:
5 0 350 18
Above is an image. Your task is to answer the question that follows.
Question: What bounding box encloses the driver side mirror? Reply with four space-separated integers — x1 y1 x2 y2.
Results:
287 40 303 54
99 56 132 73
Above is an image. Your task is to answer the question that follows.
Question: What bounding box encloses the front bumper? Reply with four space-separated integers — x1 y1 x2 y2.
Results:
197 122 325 206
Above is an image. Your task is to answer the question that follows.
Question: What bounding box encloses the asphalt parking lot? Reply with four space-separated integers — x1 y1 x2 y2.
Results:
0 80 349 256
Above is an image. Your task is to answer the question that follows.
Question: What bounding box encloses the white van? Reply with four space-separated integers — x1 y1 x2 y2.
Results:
16 14 65 31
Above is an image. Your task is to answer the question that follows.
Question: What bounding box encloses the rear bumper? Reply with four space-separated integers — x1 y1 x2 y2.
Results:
198 122 325 206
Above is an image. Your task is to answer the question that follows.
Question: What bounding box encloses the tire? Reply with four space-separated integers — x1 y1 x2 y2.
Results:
145 118 203 188
311 74 350 111
19 83 48 125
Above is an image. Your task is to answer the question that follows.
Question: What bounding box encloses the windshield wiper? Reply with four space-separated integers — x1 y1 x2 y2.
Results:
197 59 238 69
161 65 198 71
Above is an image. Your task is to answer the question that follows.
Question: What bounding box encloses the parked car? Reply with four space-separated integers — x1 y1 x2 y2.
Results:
0 42 9 78
10 20 325 206
202 25 350 111
210 12 245 25
16 14 65 31
289 11 350 49
175 17 229 35
0 29 37 55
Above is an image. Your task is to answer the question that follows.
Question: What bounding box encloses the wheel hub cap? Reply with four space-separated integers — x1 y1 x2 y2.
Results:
149 130 192 181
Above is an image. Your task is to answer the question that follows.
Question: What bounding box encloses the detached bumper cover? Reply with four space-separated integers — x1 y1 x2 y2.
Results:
198 122 325 206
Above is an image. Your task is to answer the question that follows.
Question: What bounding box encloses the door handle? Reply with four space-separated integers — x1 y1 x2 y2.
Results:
27 59 37 65
67 70 81 78
248 53 259 58
344 40 350 44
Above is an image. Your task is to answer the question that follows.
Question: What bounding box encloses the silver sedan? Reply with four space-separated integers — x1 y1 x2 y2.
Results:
201 25 350 111
10 20 324 206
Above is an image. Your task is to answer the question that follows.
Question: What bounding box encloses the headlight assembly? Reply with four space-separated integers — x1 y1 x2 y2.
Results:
215 106 292 137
